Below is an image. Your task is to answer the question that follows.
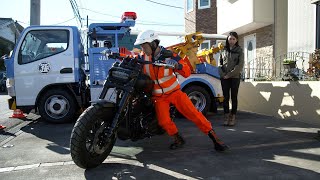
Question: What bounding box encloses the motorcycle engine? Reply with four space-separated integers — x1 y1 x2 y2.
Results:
135 74 154 94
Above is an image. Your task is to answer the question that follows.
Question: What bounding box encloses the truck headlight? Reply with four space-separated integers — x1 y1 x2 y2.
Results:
6 78 14 87
6 78 15 96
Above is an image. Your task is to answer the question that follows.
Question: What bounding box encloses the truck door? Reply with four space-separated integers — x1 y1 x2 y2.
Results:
14 27 76 106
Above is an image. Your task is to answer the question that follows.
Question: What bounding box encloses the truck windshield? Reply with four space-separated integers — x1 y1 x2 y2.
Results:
18 30 69 64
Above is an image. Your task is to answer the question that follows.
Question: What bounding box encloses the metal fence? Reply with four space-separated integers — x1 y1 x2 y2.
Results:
242 56 273 81
242 51 318 81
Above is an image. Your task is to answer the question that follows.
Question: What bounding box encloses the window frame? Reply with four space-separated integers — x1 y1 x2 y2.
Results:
199 40 211 50
186 0 194 13
18 29 70 65
198 0 211 9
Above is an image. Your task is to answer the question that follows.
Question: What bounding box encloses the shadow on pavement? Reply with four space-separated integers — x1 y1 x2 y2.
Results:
82 112 320 179
13 111 320 179
0 130 16 137
21 119 75 155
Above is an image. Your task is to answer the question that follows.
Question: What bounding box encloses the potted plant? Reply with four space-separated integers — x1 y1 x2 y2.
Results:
283 58 296 68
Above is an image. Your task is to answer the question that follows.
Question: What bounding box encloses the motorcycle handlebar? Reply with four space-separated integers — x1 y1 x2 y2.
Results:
105 51 175 69
153 62 176 69
129 58 176 69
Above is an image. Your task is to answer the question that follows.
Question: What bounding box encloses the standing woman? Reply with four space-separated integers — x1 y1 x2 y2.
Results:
219 31 244 126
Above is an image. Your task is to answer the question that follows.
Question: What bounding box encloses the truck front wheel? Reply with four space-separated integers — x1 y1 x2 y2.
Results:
38 89 77 123
0 85 6 92
184 86 211 116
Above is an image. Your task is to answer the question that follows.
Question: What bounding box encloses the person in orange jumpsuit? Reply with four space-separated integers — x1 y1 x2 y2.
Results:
133 30 229 151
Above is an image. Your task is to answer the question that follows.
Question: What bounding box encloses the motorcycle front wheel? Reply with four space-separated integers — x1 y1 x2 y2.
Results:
70 104 117 169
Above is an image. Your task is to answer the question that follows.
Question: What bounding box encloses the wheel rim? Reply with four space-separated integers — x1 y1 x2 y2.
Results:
86 119 114 156
188 91 206 112
45 95 69 119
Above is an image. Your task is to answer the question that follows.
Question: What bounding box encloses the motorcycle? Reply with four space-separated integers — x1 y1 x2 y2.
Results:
70 52 176 169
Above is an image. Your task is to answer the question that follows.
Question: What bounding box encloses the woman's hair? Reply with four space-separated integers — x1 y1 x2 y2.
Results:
225 31 239 52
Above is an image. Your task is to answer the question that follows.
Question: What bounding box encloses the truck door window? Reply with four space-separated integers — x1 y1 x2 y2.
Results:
18 30 69 64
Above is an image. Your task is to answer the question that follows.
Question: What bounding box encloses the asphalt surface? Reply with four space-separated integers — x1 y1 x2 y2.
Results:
0 92 320 179
0 92 38 143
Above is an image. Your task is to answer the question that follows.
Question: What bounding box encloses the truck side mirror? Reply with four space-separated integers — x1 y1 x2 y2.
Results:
101 49 112 60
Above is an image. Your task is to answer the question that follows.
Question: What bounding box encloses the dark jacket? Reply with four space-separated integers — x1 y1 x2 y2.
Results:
218 46 244 78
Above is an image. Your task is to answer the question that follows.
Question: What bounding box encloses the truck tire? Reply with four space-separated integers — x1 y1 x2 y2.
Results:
0 85 5 92
183 86 211 116
38 89 77 123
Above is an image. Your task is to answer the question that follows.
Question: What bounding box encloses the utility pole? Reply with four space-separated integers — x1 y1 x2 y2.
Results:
312 0 320 49
30 0 41 25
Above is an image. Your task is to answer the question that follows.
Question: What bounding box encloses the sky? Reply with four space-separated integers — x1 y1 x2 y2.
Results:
1 0 185 46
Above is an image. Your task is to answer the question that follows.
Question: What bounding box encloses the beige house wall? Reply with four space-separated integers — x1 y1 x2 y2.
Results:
238 81 320 126
274 0 288 57
238 25 274 59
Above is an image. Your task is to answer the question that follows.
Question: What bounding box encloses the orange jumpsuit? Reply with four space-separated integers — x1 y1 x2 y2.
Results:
142 51 213 136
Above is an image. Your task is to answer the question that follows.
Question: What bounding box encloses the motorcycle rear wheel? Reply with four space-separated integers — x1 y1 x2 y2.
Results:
70 104 116 169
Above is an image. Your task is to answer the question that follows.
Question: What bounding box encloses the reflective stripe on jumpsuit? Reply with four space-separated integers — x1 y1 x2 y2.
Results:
143 53 213 136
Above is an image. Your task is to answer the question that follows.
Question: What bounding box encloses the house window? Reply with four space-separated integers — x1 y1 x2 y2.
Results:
200 40 211 50
198 0 210 9
186 0 194 13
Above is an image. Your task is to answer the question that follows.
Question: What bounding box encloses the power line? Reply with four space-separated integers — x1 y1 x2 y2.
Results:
15 17 76 26
52 17 76 25
137 22 183 27
86 18 183 27
144 0 183 9
79 7 183 26
80 8 119 18
69 0 83 27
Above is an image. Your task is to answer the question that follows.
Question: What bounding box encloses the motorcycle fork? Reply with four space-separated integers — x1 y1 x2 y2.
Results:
99 78 136 138
105 92 131 138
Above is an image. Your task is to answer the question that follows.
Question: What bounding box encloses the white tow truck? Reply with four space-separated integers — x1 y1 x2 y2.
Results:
4 12 226 123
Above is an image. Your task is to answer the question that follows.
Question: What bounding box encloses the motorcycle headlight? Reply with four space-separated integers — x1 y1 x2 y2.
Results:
111 70 130 80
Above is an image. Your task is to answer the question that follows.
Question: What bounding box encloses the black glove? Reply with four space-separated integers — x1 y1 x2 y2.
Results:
124 55 133 62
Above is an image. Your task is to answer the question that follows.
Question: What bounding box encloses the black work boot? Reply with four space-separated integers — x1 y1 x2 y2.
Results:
208 129 229 152
169 133 185 150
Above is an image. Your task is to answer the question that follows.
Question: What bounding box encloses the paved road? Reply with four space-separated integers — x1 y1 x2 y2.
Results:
0 92 10 117
0 105 320 180
0 93 38 143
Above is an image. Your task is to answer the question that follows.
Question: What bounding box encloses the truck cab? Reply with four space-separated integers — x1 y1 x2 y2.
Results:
4 12 139 123
5 26 86 123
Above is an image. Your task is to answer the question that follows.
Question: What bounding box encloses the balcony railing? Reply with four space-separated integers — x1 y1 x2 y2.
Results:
242 51 318 81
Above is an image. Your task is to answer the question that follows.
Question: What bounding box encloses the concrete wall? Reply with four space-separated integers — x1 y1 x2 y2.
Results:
238 81 320 126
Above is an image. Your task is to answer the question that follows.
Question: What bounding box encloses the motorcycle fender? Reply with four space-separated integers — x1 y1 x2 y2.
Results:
90 99 116 108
